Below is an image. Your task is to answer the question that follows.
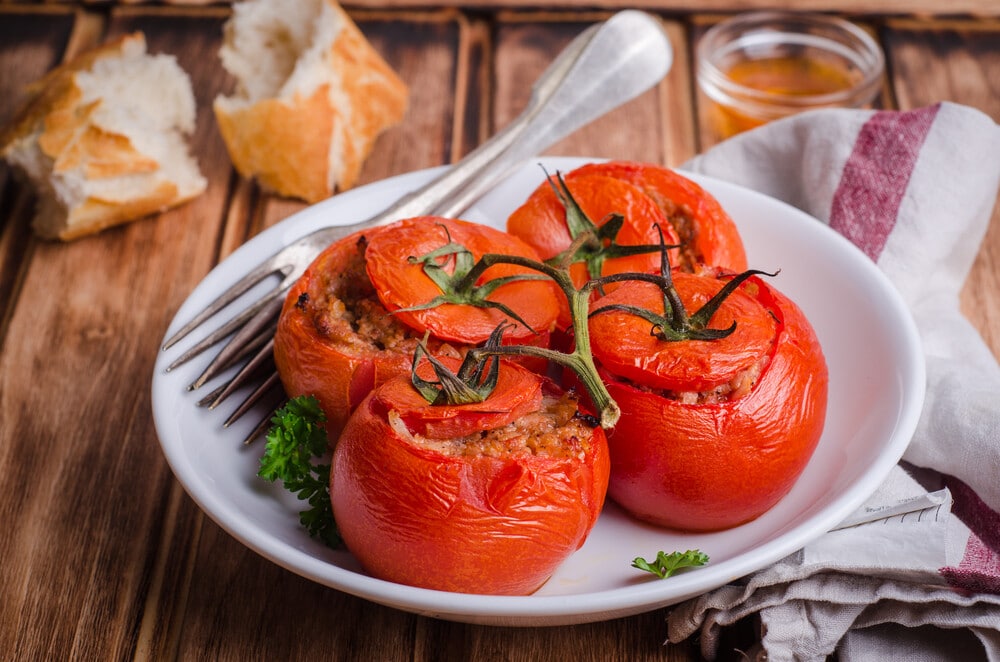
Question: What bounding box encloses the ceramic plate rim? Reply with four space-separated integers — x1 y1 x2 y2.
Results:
152 157 926 626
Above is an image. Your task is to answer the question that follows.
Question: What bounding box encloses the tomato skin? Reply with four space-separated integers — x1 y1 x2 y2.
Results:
274 217 560 438
572 161 748 272
591 272 827 531
506 172 681 330
274 228 414 437
331 365 610 595
365 216 559 343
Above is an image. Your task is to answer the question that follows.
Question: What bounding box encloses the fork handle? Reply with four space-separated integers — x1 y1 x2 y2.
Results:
352 10 671 231
430 11 673 219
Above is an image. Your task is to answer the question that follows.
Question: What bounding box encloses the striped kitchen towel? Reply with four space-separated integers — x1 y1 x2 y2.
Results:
670 102 1000 661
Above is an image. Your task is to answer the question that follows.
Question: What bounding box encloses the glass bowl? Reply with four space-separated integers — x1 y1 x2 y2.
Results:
697 11 885 139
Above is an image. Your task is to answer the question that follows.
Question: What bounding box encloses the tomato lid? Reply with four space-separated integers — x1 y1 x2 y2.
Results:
371 358 544 439
364 217 558 344
507 172 679 277
570 161 748 272
589 272 777 393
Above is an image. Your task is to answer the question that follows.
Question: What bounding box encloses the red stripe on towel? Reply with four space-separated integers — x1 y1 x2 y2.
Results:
941 534 1000 595
945 474 1000 553
940 474 1000 595
830 105 940 261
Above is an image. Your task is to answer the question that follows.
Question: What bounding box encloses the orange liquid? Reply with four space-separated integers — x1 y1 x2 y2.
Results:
710 55 861 138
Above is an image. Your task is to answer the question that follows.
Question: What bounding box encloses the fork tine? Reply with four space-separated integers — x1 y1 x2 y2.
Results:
207 338 276 410
162 257 285 351
213 322 275 374
168 286 281 374
193 330 274 406
225 369 283 428
188 319 275 391
243 406 280 446
196 381 228 408
188 294 284 390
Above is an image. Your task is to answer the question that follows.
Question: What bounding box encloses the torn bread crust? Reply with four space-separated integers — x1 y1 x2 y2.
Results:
213 0 408 203
0 32 206 241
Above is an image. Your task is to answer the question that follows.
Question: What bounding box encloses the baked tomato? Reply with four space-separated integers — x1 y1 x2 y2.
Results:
506 171 681 330
273 217 559 437
364 216 558 344
588 269 827 531
331 359 609 595
571 161 747 272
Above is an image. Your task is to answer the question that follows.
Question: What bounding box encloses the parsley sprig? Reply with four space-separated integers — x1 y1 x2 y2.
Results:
258 396 340 548
632 549 709 579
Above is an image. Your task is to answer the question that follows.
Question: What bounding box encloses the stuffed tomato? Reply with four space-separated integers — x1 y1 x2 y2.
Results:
588 268 827 531
570 160 747 272
273 216 559 437
506 170 681 330
505 162 746 305
331 360 610 595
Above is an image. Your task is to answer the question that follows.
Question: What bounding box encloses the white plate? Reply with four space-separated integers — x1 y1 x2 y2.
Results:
152 157 925 626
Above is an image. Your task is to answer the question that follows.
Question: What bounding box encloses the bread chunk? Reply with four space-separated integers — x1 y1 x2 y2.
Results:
0 33 207 241
213 0 409 203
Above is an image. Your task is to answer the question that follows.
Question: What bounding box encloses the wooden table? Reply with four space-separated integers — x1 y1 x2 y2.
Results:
1 2 997 660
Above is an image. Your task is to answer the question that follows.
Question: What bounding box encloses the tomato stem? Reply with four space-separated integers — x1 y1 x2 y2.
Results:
591 228 778 342
401 223 549 334
465 253 621 429
411 328 503 405
540 169 677 281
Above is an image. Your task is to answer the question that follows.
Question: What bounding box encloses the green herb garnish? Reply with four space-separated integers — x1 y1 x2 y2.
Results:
632 549 709 579
258 395 340 548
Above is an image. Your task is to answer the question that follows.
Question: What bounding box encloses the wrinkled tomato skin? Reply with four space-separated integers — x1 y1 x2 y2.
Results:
572 161 747 272
274 229 411 437
596 276 827 531
506 172 680 329
331 370 610 595
275 217 559 438
365 216 559 344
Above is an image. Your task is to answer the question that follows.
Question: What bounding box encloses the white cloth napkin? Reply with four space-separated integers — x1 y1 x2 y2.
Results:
669 102 1000 661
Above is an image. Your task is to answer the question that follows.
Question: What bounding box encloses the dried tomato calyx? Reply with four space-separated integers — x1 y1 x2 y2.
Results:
411 327 505 405
402 224 549 333
591 229 778 342
543 170 673 279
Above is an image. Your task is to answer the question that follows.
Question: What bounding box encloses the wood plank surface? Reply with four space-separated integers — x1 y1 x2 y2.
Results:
0 7 234 661
0 5 997 662
338 0 1000 18
0 8 77 336
44 0 1000 19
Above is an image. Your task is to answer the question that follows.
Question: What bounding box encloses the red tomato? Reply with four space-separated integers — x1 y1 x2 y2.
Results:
572 161 748 272
588 270 827 531
506 172 682 330
273 218 559 437
274 228 412 437
331 361 610 595
365 216 559 343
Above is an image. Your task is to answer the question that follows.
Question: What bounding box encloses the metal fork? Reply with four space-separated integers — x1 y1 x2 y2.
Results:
161 10 673 435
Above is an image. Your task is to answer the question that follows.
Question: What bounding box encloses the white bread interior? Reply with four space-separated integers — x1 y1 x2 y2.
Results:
0 33 207 241
213 0 408 203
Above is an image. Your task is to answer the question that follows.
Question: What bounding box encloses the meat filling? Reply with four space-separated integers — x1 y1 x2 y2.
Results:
391 392 595 460
620 351 772 405
303 235 461 359
642 192 700 271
